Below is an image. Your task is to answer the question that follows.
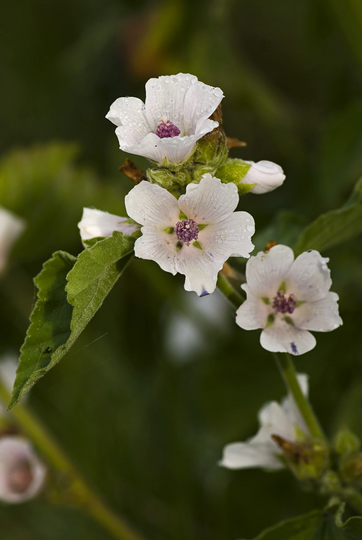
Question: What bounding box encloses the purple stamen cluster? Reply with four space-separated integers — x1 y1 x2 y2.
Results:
272 291 297 314
175 219 199 246
155 119 181 139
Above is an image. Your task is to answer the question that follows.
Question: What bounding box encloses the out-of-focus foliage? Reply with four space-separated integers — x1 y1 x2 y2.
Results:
0 0 362 539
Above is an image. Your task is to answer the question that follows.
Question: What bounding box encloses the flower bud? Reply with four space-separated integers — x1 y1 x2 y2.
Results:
242 160 286 194
216 159 255 195
334 426 360 456
0 207 25 275
0 436 46 503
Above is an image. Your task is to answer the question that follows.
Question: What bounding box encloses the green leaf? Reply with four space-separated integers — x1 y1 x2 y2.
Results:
241 504 362 540
9 232 134 408
293 177 362 256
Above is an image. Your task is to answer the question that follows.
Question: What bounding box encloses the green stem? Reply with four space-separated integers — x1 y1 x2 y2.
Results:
0 381 144 540
217 272 244 308
273 353 327 442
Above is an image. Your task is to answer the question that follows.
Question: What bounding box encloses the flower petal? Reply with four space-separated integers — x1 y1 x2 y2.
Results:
175 245 223 296
183 81 224 134
0 207 25 274
260 319 316 355
243 160 286 195
236 286 269 330
125 181 180 228
199 211 255 261
281 374 310 435
106 97 150 141
292 292 342 331
134 228 177 275
78 208 139 243
245 244 294 297
154 133 204 163
178 174 239 224
220 440 283 470
144 73 198 132
258 401 296 441
287 250 332 302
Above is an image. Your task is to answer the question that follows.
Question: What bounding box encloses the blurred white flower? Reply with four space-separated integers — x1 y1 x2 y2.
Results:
78 208 140 245
125 174 255 296
220 374 309 470
0 356 19 419
0 436 46 503
242 160 285 194
106 73 224 164
236 245 342 355
0 207 25 275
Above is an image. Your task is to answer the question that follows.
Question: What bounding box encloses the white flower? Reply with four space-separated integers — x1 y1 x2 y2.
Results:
220 374 309 470
125 174 255 296
106 73 224 164
0 356 19 419
0 207 25 275
236 245 342 355
78 208 140 245
242 160 285 194
0 436 46 503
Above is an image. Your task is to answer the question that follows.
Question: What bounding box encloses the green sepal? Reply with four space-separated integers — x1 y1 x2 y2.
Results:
163 227 174 234
193 241 202 250
266 313 275 327
9 231 135 408
278 281 286 291
192 127 228 170
179 211 188 220
262 297 270 305
334 426 361 456
284 316 295 326
198 224 208 231
147 167 191 192
216 158 255 195
241 504 362 540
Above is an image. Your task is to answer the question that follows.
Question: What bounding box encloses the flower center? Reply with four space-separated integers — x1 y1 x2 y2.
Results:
155 119 181 139
7 459 33 494
272 291 297 314
175 219 199 245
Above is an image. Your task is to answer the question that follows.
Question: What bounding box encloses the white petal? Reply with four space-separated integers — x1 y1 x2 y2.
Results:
292 292 342 331
243 161 286 194
287 250 332 302
178 175 239 224
198 212 255 262
125 181 179 228
145 73 198 132
236 286 269 330
183 81 224 134
260 319 316 355
220 441 283 470
0 356 18 393
0 437 46 503
245 245 294 297
106 97 150 141
115 130 168 162
175 244 223 296
78 208 139 243
258 401 296 441
134 228 177 275
0 208 25 274
153 133 203 163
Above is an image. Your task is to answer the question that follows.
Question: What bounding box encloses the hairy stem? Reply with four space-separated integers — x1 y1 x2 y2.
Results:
273 352 327 442
0 380 144 540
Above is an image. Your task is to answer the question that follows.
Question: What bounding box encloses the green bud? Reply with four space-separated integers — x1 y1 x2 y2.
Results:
216 158 255 195
147 168 191 192
319 470 342 495
192 128 228 169
339 452 362 486
271 435 329 481
334 426 360 456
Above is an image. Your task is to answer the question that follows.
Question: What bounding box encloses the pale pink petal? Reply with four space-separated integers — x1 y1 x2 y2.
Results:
183 81 224 134
236 285 269 330
292 292 342 331
175 245 222 296
199 211 255 261
106 97 150 140
78 208 139 243
178 175 239 224
134 228 177 275
125 181 179 228
287 250 332 302
245 245 294 297
260 319 316 355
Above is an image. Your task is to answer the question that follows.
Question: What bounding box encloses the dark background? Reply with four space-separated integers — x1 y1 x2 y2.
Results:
1 0 362 538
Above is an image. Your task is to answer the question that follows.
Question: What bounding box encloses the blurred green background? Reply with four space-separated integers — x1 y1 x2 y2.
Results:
1 0 362 538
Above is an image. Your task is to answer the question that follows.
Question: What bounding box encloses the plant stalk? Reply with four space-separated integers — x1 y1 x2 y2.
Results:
0 380 145 540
